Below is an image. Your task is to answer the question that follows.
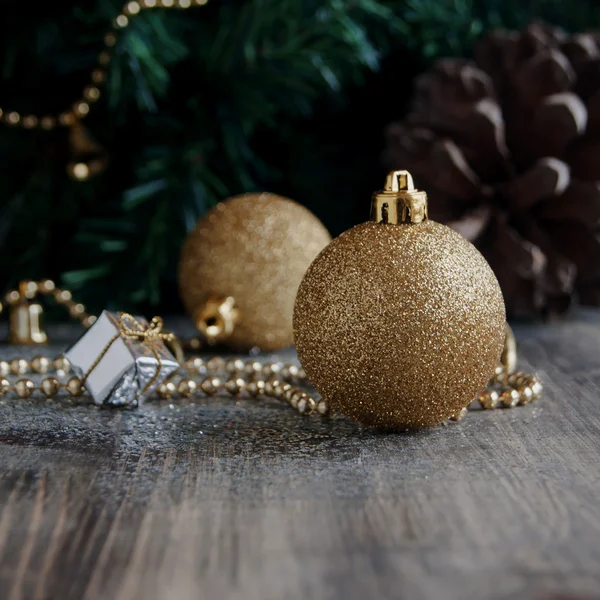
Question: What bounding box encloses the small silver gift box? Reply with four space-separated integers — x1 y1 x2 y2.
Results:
65 310 180 407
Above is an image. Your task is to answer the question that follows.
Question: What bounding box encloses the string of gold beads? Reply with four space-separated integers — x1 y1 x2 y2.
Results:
159 377 328 416
0 351 77 399
0 350 541 423
170 356 326 415
0 279 96 329
0 355 71 377
0 281 542 423
476 368 543 410
0 376 83 400
0 354 328 416
447 368 542 422
0 0 210 131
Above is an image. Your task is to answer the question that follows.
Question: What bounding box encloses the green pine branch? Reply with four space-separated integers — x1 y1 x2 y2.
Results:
1 0 599 313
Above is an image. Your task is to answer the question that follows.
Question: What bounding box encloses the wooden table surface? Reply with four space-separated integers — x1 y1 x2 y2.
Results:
0 313 599 600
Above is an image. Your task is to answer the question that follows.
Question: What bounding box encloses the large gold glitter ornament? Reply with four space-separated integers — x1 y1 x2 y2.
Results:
293 171 506 429
179 193 331 351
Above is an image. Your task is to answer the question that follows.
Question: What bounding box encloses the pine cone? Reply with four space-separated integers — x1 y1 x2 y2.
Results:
384 22 600 318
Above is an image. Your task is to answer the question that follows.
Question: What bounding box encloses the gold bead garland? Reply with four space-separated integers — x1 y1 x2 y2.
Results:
0 342 542 422
0 0 210 132
0 281 543 424
0 279 97 331
0 350 328 416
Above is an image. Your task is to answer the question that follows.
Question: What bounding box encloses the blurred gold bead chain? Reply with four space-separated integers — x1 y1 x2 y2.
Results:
449 367 543 422
0 351 543 421
0 281 542 423
0 351 329 417
0 279 97 329
0 0 210 131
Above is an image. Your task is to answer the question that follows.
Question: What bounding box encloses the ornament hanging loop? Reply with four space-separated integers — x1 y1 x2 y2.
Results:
371 170 428 225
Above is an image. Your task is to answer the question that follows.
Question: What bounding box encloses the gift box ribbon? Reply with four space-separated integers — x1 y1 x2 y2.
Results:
80 312 179 406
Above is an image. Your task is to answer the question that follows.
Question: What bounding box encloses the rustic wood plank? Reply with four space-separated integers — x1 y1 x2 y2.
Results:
0 313 599 599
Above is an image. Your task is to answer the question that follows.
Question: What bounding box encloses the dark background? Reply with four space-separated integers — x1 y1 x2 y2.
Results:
1 0 599 314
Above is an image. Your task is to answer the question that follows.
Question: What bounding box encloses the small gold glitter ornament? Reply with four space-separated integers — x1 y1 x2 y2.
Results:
293 171 506 429
179 193 331 351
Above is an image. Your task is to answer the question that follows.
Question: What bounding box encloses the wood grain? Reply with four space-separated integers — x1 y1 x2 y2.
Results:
0 313 600 600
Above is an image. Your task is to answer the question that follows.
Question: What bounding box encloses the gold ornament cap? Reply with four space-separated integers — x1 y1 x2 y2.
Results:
371 170 428 224
193 295 240 343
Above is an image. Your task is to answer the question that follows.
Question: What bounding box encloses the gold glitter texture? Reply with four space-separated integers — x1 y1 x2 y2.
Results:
293 220 506 429
179 193 331 351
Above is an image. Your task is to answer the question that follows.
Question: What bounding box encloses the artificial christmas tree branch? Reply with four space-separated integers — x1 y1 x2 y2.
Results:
0 0 404 311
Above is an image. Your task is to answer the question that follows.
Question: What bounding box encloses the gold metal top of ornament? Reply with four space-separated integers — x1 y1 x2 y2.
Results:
371 170 428 225
194 295 240 343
